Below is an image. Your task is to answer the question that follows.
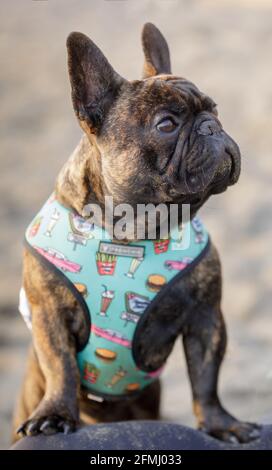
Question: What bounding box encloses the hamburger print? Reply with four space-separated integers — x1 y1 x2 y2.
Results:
95 348 117 362
126 382 141 392
74 282 88 297
146 274 166 292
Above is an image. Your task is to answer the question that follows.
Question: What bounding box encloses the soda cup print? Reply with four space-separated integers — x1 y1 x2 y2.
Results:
98 285 115 316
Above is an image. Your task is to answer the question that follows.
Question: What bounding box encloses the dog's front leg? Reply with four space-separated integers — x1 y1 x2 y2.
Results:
182 306 260 443
17 301 79 437
17 299 79 437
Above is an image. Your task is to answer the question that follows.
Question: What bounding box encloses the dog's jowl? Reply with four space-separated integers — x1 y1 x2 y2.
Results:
13 23 260 444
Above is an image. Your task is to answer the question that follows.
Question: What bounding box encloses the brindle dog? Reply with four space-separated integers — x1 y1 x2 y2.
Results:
13 24 260 444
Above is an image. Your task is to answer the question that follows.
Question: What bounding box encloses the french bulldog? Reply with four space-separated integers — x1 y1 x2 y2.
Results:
13 23 260 444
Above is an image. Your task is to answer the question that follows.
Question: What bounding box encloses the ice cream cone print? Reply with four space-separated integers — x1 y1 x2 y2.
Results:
29 216 43 237
106 367 127 388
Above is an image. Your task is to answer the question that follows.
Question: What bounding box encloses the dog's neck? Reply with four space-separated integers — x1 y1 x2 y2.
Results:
55 135 191 240
55 135 105 216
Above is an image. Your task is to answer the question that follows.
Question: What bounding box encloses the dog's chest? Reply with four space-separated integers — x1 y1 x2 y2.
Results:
23 195 209 399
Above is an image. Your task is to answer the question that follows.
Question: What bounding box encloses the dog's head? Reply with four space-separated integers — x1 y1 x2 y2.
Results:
66 23 240 215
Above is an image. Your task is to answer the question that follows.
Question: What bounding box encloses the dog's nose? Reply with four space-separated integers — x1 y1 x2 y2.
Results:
197 119 221 136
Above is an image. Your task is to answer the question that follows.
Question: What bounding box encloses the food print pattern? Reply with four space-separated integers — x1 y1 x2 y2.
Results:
25 194 209 398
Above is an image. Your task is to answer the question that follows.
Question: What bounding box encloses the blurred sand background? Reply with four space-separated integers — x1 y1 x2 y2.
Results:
1 0 272 449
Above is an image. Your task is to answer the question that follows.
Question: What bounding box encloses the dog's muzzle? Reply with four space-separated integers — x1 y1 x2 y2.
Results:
166 113 241 196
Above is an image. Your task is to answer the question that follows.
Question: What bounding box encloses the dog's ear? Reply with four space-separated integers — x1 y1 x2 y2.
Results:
67 32 125 134
142 23 171 78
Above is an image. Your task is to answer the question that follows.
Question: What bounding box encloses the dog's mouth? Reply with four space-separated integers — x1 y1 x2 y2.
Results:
170 191 207 214
168 155 235 214
208 146 240 194
169 141 239 201
163 115 241 203
187 166 233 208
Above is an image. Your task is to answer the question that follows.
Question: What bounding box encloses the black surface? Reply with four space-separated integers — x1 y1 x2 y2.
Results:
11 421 272 450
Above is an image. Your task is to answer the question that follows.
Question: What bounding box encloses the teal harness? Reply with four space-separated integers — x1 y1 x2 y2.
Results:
23 194 209 400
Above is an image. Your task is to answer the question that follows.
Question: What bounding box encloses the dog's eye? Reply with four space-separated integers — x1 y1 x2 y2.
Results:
156 117 178 133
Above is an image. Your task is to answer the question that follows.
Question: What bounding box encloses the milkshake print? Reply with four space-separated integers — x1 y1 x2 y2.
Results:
44 208 60 237
125 257 144 279
98 285 115 316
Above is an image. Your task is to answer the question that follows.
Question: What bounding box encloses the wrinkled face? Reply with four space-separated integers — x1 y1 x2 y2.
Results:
98 75 240 211
67 25 241 216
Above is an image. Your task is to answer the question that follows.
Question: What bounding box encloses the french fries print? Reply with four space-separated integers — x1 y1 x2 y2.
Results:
96 252 117 275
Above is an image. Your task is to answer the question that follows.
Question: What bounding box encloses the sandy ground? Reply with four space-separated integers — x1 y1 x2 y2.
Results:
1 0 272 449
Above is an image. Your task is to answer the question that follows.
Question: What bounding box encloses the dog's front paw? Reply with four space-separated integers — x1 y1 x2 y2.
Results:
200 420 261 444
17 414 76 437
16 399 78 437
199 406 261 444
